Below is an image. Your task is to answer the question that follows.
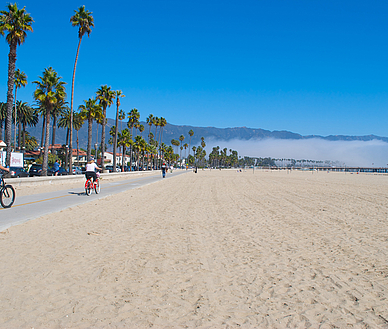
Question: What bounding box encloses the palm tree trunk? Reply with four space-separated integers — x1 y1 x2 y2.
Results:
129 126 133 171
70 37 82 174
40 116 46 156
113 103 119 172
18 116 22 150
42 110 51 175
101 105 106 170
51 115 57 147
14 87 18 151
76 130 80 167
22 121 26 152
64 128 69 170
122 145 126 172
87 117 92 161
5 42 16 166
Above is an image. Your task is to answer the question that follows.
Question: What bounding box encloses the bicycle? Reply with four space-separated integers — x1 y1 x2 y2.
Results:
0 173 15 208
84 172 100 196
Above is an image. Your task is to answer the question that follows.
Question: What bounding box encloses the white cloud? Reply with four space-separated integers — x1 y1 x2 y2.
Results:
205 138 388 167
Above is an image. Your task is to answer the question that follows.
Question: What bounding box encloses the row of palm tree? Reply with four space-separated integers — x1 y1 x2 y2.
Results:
1 3 209 173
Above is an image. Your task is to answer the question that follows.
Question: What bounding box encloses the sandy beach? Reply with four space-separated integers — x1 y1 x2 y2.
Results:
0 169 387 328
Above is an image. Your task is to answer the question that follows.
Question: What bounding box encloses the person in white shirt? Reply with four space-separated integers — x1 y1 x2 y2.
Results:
85 158 101 182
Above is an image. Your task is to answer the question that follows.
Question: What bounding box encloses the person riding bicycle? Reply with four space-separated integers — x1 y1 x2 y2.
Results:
0 164 9 173
85 158 101 182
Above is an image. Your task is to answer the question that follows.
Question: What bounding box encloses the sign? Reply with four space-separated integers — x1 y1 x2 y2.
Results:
0 151 24 168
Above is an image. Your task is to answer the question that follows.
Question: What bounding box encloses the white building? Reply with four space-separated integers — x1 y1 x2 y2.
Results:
104 152 130 166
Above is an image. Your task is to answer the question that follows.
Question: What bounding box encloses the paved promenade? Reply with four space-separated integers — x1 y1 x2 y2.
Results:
0 170 185 232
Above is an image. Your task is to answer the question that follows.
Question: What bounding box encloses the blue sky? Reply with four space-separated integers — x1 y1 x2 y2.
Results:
1 0 387 137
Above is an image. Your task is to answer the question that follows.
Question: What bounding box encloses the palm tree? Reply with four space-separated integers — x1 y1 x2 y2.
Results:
79 97 102 161
96 85 115 169
146 114 154 143
188 129 194 157
0 3 33 166
171 139 180 154
33 67 66 175
201 136 206 149
158 117 167 167
133 135 146 171
179 134 185 166
14 68 27 149
69 5 94 171
113 90 124 172
183 143 188 163
118 109 125 132
192 146 197 160
24 131 37 151
127 108 140 170
117 128 132 172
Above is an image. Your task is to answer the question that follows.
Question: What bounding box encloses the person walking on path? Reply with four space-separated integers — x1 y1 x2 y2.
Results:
53 159 61 176
161 162 167 178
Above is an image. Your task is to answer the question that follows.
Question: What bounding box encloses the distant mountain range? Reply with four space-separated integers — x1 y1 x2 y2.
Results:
26 117 388 150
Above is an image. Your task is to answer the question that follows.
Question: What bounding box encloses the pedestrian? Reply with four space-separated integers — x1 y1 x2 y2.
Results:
161 162 167 178
53 159 60 176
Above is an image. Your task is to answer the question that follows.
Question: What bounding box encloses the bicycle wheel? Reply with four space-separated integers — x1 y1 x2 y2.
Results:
0 185 15 208
85 180 92 196
94 179 100 194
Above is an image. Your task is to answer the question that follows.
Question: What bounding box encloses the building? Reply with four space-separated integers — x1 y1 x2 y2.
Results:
104 151 130 166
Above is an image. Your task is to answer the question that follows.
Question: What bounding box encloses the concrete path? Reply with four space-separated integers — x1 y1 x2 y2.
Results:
0 170 185 232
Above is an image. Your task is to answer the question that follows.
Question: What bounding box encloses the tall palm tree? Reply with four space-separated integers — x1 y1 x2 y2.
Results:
96 85 115 169
188 129 194 157
183 143 188 163
146 114 154 143
133 135 146 171
179 134 185 166
14 68 27 149
117 128 132 172
113 90 124 172
118 109 125 132
69 5 94 171
33 67 66 175
158 117 167 167
0 3 33 166
127 108 140 171
79 97 102 161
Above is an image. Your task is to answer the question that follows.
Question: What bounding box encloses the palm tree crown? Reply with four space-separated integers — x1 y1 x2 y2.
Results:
70 5 94 38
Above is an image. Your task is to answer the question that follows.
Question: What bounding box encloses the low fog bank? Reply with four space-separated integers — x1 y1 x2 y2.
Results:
205 138 388 167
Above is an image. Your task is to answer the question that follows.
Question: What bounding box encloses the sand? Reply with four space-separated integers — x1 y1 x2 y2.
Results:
0 169 388 328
